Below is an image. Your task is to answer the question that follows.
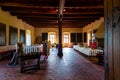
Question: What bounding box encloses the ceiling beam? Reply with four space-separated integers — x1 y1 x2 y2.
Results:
19 17 100 21
28 23 86 28
10 13 58 16
63 14 104 17
65 0 103 6
1 6 103 12
21 18 97 22
20 18 58 21
62 19 96 22
0 2 103 8
16 15 101 19
25 20 91 24
10 12 103 17
1 7 57 13
10 11 104 16
5 10 57 14
21 18 96 22
63 12 103 14
0 2 59 7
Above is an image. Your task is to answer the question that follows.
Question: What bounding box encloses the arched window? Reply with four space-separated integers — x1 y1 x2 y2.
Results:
48 32 56 44
63 32 70 44
64 34 69 43
26 30 31 46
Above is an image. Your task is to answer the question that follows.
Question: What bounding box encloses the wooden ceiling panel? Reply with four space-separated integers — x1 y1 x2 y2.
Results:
65 0 103 6
0 0 59 6
0 0 104 28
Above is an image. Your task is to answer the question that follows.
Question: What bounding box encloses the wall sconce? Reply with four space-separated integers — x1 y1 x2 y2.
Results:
56 9 58 12
56 9 66 12
63 9 66 12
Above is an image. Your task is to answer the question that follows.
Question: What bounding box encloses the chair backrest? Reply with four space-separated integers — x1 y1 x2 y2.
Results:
17 42 42 56
17 42 24 55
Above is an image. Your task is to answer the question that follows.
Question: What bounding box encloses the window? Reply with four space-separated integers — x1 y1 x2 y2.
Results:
48 32 56 44
49 34 55 44
64 34 69 43
26 30 31 46
87 32 91 46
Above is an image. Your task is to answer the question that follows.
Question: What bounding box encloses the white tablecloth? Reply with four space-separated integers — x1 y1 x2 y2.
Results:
73 45 103 56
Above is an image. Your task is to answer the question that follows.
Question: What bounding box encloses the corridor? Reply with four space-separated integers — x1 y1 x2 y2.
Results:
0 48 104 80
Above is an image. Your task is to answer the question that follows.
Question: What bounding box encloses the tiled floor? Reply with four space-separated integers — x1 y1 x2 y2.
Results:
0 48 104 80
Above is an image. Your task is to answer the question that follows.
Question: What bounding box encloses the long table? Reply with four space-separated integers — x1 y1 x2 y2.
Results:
73 45 103 57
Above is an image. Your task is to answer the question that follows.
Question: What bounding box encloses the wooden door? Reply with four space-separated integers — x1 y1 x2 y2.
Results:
104 0 120 80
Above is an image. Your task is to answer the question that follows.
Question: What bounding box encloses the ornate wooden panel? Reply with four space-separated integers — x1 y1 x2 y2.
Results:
104 0 120 80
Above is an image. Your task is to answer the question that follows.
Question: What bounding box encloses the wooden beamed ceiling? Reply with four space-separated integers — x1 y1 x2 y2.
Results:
0 0 104 28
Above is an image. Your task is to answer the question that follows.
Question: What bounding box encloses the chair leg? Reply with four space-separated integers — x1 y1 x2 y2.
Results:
20 55 41 73
20 60 24 73
37 57 40 69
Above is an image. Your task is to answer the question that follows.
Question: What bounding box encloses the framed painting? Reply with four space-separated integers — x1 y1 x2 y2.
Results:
70 33 76 42
9 26 18 45
20 29 26 43
76 33 82 42
42 33 48 41
84 32 87 43
0 23 6 46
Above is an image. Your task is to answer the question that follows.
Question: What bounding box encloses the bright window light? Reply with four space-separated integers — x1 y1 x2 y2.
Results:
64 34 69 43
50 34 55 44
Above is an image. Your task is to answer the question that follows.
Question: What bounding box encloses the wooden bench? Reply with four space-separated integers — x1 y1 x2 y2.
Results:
17 43 42 73
0 49 16 60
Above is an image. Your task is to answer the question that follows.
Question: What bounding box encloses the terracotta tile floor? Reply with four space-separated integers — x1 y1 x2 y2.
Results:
0 48 104 80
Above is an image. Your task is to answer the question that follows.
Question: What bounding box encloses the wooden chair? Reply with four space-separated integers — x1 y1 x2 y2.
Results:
17 43 42 73
96 50 104 65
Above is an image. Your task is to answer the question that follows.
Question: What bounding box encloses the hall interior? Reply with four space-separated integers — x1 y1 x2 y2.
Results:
0 0 104 80
0 0 104 55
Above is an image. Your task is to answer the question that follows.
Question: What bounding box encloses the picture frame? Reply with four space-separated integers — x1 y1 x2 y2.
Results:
9 26 18 45
20 29 26 43
0 23 6 46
